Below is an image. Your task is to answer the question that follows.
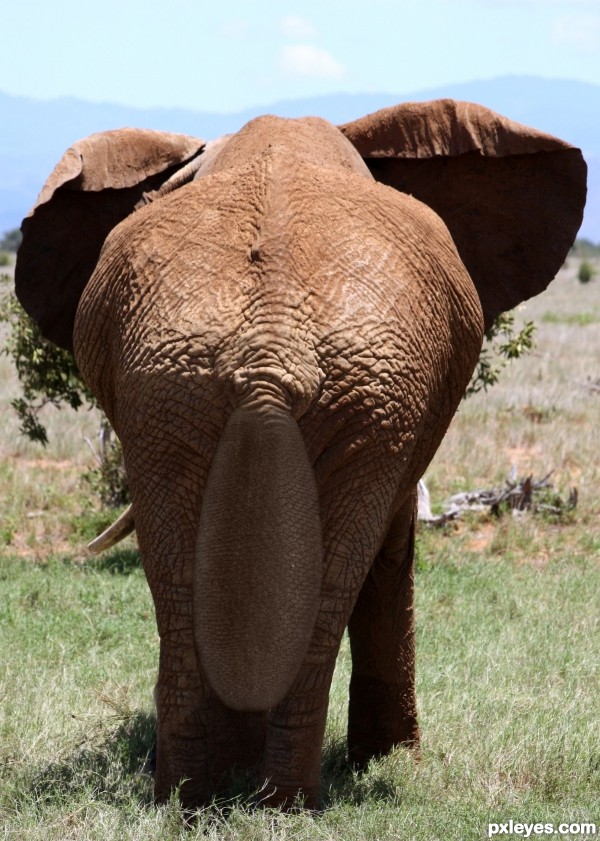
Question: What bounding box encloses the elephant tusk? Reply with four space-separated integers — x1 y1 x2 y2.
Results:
87 504 135 554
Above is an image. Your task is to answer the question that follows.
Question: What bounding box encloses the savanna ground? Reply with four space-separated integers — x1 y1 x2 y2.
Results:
0 254 599 840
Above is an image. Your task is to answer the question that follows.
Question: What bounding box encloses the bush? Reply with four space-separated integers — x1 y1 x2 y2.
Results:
577 260 596 284
0 228 22 252
570 237 600 259
84 420 130 508
0 293 129 507
0 292 95 445
466 312 535 397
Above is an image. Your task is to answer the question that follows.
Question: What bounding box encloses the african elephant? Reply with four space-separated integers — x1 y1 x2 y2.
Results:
15 100 586 810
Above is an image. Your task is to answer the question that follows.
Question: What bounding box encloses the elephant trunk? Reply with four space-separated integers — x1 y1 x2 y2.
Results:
193 405 322 712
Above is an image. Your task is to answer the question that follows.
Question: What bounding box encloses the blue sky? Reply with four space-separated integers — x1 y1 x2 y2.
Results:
2 0 599 112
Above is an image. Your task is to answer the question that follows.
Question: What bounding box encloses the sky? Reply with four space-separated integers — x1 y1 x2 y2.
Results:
1 0 599 113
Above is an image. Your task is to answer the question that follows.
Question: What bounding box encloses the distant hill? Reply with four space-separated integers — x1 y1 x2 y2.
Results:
1 76 597 240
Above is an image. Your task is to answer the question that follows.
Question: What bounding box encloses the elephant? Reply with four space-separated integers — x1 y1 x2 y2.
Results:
15 99 586 810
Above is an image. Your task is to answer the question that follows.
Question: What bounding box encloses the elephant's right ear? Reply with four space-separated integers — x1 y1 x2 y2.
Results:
15 128 205 351
339 100 587 330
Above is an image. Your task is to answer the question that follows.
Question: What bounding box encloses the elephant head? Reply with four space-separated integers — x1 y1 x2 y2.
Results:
14 101 586 810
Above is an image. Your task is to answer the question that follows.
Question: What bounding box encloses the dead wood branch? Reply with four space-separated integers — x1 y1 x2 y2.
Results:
418 471 577 527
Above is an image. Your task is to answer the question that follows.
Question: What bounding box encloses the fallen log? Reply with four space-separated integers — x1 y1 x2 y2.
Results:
418 471 577 527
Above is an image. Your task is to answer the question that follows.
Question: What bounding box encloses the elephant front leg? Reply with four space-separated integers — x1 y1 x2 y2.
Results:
347 494 419 769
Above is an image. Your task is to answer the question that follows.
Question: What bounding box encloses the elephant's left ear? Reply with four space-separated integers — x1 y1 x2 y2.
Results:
339 100 587 329
16 128 205 351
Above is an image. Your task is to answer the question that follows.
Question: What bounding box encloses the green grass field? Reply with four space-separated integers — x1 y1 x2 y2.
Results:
1 256 599 839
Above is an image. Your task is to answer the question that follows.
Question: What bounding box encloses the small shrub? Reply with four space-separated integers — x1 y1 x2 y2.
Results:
0 293 94 445
0 293 129 507
577 260 596 284
0 519 15 546
0 228 22 252
571 237 600 259
0 251 11 266
466 312 535 397
84 421 130 508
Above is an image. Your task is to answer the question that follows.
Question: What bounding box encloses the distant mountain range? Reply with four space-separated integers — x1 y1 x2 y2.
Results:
1 75 598 240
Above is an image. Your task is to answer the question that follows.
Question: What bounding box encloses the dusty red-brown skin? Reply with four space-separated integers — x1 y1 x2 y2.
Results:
15 101 586 810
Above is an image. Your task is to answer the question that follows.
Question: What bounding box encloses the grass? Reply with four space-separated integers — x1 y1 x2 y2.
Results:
541 312 599 326
1 256 599 838
1 548 598 839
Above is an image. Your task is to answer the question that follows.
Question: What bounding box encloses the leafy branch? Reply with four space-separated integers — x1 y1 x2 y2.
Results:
466 312 535 398
0 290 96 444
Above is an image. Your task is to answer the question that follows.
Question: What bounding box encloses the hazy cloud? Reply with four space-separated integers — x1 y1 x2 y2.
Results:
280 44 345 79
279 15 318 41
552 12 600 49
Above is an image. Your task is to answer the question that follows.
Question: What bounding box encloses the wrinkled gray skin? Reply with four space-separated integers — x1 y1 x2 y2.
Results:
15 103 586 810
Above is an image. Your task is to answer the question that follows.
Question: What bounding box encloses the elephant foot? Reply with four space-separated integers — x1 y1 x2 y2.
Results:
347 674 420 770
